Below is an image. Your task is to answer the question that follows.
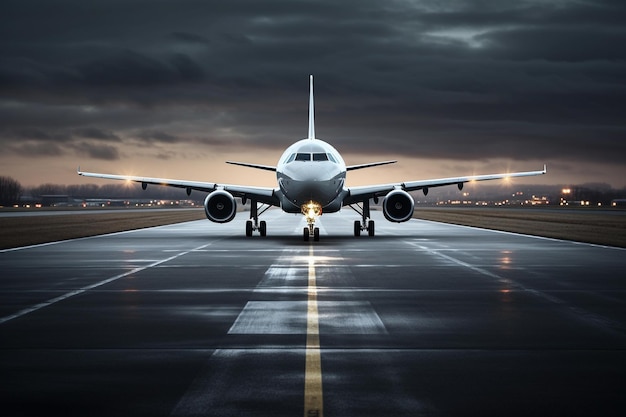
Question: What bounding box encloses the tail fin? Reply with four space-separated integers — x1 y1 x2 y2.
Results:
308 75 315 140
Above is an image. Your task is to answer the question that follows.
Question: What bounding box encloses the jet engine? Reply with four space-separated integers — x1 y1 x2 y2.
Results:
382 190 414 223
204 190 237 223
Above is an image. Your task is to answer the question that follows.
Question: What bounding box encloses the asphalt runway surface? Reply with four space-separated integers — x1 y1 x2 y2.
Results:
1 210 625 417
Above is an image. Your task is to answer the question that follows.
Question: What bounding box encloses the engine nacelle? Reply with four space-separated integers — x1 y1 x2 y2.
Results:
382 189 414 223
204 190 237 223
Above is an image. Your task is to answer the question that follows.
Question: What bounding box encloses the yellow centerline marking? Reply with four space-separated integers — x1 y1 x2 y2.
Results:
304 246 323 417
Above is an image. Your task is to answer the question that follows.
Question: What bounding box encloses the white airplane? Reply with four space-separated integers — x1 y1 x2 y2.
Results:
79 75 546 241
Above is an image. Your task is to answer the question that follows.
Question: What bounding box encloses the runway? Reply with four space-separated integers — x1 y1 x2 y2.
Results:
1 209 625 416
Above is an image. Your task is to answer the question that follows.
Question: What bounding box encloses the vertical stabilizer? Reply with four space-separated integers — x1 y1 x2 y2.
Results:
308 75 315 140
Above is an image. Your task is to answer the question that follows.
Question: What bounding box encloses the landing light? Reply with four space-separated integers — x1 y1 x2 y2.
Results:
301 200 322 221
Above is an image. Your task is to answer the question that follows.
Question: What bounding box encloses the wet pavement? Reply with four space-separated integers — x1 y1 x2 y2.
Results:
1 209 625 416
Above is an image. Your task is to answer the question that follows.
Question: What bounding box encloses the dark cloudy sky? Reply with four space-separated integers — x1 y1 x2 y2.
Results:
1 0 625 188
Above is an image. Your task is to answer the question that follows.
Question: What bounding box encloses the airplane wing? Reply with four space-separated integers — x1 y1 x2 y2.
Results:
225 161 277 172
344 165 547 205
346 160 397 171
77 169 280 206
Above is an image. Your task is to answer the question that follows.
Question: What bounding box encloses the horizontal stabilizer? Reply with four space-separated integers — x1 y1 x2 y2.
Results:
226 161 277 172
346 160 397 171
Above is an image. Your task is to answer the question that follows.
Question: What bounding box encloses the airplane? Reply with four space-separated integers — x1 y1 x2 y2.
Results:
78 75 546 241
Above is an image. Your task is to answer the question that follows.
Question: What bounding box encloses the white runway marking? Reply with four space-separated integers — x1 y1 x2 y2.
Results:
0 240 220 325
228 300 387 335
406 240 626 338
0 228 143 253
228 301 308 334
318 301 387 334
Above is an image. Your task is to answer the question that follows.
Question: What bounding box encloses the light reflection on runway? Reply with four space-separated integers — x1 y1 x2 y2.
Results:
1 209 626 417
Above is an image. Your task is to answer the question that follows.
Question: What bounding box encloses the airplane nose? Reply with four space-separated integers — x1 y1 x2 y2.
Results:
293 163 336 181
298 165 318 181
280 162 343 205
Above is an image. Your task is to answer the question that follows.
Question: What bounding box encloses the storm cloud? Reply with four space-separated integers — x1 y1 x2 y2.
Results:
1 0 625 186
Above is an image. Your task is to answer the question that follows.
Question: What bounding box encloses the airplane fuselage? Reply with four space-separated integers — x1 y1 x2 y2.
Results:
276 138 347 214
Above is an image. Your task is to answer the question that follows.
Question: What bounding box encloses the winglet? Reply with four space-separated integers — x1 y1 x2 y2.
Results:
308 75 315 140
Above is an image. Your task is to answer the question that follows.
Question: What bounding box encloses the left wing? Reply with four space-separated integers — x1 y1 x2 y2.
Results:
225 161 277 172
344 165 547 205
77 169 280 206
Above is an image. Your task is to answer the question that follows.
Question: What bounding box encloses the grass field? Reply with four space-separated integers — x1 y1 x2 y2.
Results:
2 207 625 249
0 209 206 250
412 207 626 248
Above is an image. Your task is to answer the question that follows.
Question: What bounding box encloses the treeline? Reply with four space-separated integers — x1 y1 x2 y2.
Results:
0 176 22 206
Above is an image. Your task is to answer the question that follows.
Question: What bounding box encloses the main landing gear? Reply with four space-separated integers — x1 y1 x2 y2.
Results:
245 199 270 237
349 199 375 237
302 201 322 242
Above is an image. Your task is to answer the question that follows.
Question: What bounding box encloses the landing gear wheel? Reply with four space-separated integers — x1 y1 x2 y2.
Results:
313 227 320 242
368 220 375 237
259 220 267 237
303 227 310 242
245 220 253 237
354 220 361 237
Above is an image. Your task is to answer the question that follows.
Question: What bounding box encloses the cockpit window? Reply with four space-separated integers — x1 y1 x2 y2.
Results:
290 152 336 163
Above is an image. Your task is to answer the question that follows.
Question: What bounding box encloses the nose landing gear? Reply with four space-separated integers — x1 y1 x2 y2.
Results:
302 201 322 242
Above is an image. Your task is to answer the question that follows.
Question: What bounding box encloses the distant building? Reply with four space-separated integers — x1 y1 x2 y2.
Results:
40 195 72 207
82 199 128 207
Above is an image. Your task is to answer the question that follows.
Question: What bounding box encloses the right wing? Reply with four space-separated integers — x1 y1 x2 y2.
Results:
344 165 547 205
77 168 280 206
346 160 397 171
